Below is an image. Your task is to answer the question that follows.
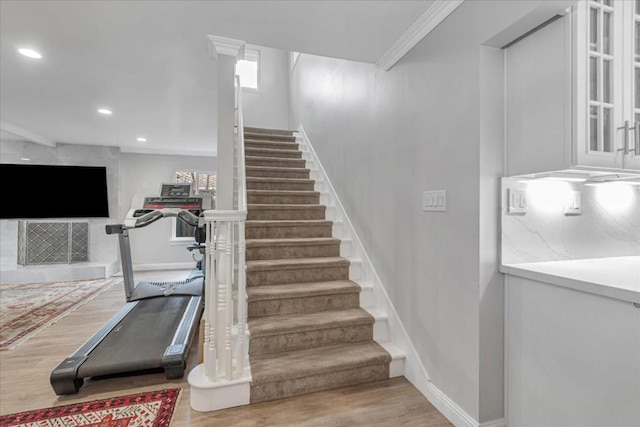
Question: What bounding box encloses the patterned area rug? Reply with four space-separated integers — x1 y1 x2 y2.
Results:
0 278 120 350
0 388 181 427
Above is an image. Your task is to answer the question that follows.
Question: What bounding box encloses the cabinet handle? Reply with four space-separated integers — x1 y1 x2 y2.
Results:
617 121 630 156
634 121 640 157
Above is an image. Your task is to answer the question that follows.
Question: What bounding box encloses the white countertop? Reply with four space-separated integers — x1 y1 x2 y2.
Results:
500 256 640 303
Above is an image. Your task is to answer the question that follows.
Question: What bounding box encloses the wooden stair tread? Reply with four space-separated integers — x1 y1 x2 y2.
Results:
244 133 297 143
244 126 296 135
248 307 374 337
247 189 320 196
246 237 340 247
245 140 299 148
246 155 305 163
245 220 333 227
247 204 325 210
247 177 313 183
247 280 360 301
250 341 391 384
246 256 350 272
246 165 310 172
245 147 301 156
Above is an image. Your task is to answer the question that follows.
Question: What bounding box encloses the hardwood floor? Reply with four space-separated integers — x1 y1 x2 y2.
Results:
0 270 453 426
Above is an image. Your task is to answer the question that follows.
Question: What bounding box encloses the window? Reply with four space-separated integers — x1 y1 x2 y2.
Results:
236 48 260 91
171 170 216 241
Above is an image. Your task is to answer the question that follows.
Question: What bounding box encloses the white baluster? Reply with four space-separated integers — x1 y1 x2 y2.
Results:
216 221 230 378
224 221 235 380
204 220 217 379
235 221 247 376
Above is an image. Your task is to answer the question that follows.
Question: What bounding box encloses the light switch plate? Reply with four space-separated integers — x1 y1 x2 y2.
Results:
423 190 446 211
507 188 527 215
564 191 582 215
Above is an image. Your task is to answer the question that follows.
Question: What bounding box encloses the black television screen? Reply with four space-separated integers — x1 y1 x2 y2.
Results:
0 163 110 219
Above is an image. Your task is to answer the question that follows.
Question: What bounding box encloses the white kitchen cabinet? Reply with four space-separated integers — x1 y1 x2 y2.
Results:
506 0 640 176
503 258 640 427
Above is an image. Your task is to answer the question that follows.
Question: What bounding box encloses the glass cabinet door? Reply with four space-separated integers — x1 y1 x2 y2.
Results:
586 0 616 154
624 0 640 168
634 0 640 144
577 0 640 170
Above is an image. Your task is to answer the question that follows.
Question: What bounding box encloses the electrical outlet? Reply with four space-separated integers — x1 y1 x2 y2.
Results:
423 190 446 211
564 191 582 215
507 188 527 215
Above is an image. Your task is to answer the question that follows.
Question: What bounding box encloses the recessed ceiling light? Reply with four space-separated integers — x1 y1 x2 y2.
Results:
20 157 30 161
18 48 42 59
136 137 147 142
97 108 112 115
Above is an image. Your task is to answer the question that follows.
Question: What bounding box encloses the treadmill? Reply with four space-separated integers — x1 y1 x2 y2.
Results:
50 183 206 395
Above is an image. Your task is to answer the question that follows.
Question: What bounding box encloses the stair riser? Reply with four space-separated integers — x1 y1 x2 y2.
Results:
247 193 320 205
249 363 390 403
245 149 302 159
244 134 296 142
247 208 325 221
248 292 360 317
244 127 294 136
246 158 306 168
247 266 350 286
245 224 333 239
246 181 315 191
245 141 299 151
247 243 340 261
249 325 373 357
246 168 310 179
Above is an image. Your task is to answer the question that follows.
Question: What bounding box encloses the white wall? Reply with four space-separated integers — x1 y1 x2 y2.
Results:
0 140 120 273
118 152 216 267
0 139 216 281
288 1 568 423
241 45 290 130
479 46 506 424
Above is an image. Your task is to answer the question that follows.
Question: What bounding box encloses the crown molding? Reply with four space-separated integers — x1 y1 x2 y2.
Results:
207 35 246 60
376 0 464 71
0 119 56 147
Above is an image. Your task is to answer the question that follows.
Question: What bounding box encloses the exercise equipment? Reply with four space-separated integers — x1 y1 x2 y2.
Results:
50 184 206 395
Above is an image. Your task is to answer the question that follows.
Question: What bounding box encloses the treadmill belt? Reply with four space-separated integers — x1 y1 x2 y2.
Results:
77 296 191 378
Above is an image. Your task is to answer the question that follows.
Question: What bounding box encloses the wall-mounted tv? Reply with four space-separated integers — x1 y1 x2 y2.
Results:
0 163 110 219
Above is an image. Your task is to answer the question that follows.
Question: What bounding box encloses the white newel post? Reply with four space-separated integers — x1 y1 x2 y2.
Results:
209 35 244 210
188 35 251 413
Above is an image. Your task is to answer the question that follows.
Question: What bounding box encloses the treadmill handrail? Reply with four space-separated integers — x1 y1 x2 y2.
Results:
134 210 164 228
177 210 200 228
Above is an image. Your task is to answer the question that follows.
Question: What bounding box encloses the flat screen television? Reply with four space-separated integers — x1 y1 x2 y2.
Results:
0 163 110 219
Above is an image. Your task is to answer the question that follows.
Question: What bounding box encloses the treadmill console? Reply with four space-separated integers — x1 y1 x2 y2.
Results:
124 183 204 227
136 197 203 215
160 183 192 197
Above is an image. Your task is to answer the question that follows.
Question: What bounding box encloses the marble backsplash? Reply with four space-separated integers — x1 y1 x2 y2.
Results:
501 176 640 264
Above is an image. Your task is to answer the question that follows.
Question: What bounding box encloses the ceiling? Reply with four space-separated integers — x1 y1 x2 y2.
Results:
0 0 434 156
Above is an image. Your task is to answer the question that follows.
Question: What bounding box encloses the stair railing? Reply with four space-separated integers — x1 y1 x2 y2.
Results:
200 75 248 381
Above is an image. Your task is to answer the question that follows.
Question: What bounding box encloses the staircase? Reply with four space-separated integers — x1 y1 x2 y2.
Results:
244 126 392 403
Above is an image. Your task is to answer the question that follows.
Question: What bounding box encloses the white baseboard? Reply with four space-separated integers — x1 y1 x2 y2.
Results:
414 380 481 427
1 261 119 284
296 125 482 427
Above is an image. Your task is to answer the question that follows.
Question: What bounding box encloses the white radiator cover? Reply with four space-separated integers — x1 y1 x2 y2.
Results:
17 220 89 266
